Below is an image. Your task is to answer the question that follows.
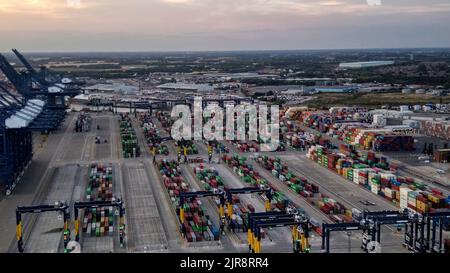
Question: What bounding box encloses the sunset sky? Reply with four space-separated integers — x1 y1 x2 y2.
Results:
0 0 449 52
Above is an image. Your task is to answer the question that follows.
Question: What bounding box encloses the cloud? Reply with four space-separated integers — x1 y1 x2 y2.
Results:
162 0 193 3
0 0 94 16
1 0 450 51
153 0 450 17
319 1 346 6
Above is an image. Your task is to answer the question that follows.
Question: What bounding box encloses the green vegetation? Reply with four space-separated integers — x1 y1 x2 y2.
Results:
306 93 450 108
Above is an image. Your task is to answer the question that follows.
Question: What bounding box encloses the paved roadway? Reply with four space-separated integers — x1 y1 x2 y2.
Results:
0 113 76 252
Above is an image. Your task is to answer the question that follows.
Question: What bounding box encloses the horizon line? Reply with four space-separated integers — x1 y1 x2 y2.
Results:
2 46 450 55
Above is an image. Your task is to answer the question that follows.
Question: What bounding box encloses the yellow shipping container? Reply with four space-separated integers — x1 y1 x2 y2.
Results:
345 209 352 218
416 200 429 213
342 168 348 178
392 190 399 201
428 195 440 204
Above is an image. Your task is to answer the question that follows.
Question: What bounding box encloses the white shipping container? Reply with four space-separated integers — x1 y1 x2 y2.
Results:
353 169 359 184
400 195 410 209
400 187 412 199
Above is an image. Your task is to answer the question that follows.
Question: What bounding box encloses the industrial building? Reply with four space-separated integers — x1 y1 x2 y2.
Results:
85 82 139 94
312 86 358 93
339 61 395 69
157 83 214 92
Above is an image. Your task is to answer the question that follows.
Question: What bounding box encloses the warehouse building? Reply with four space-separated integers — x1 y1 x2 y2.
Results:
157 83 214 92
312 86 358 93
339 61 395 69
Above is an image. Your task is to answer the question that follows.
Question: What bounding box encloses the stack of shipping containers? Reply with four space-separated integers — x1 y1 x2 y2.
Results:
307 145 450 214
158 160 219 242
83 164 115 237
119 113 140 158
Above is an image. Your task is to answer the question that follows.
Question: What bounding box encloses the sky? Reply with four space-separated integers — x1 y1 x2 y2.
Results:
0 0 449 52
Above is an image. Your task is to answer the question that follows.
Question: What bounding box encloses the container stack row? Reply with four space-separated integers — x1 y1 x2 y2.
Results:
158 160 220 242
194 165 224 191
307 145 450 214
83 164 115 237
228 140 259 153
222 154 324 232
119 113 140 158
138 112 169 155
297 111 415 152
193 164 267 235
254 155 352 222
155 111 173 132
202 140 229 154
222 154 302 212
222 154 268 187
175 140 198 155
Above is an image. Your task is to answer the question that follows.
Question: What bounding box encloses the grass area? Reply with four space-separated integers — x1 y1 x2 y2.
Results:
305 92 450 108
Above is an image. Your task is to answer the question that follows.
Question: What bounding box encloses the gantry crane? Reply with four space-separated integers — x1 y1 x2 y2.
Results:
0 54 30 96
225 185 273 219
246 211 286 252
179 190 226 224
0 83 62 131
11 49 85 89
405 210 450 253
0 51 81 111
321 222 364 253
248 209 310 253
424 211 450 253
361 210 411 252
73 199 126 247
0 53 76 131
321 209 414 253
15 201 70 253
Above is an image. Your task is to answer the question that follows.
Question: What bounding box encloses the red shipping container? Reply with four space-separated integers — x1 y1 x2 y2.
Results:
432 188 443 196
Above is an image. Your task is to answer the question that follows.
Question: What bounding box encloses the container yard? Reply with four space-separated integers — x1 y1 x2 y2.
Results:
0 56 449 255
1 104 449 254
306 144 450 215
296 110 416 152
